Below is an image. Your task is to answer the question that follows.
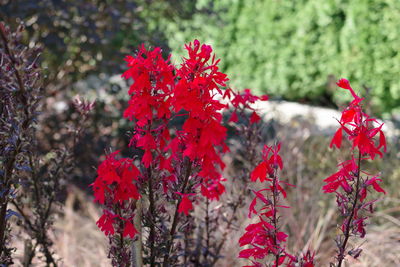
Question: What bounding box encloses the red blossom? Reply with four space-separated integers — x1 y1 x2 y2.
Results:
329 79 386 160
92 152 141 238
95 40 274 263
177 193 194 215
330 128 343 149
250 111 261 124
229 111 239 123
123 220 138 238
324 79 387 265
96 212 116 236
359 176 386 201
239 144 294 266
250 162 269 182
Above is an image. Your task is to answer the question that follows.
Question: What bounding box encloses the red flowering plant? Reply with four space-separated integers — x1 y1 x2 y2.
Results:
92 151 141 266
182 88 270 266
238 143 315 267
323 79 387 267
92 40 267 266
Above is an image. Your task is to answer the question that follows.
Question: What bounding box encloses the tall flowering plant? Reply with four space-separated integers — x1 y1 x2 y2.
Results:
238 144 294 267
323 79 386 266
238 144 315 267
92 40 267 266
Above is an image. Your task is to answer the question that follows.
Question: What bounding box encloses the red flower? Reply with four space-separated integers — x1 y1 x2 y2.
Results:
250 162 269 182
250 111 261 124
123 220 138 238
336 78 361 102
336 78 352 90
92 152 141 239
329 79 386 160
330 128 343 149
97 212 116 236
359 176 386 201
229 111 239 123
299 250 316 267
177 193 194 215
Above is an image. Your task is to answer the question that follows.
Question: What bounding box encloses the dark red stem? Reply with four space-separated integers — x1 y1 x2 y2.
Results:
162 159 192 267
337 151 362 267
271 167 281 266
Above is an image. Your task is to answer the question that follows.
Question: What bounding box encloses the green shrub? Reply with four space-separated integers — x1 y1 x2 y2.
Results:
165 0 400 116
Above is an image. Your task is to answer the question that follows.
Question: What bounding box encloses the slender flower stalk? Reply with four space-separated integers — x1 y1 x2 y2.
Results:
238 143 297 267
323 78 386 266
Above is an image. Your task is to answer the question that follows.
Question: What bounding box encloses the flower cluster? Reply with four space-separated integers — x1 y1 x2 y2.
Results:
94 40 267 265
329 79 386 159
92 151 141 238
173 40 230 201
323 78 386 266
224 88 268 124
91 38 389 266
238 144 298 267
122 40 231 212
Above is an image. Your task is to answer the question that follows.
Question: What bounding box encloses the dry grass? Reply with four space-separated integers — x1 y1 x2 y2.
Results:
12 186 110 267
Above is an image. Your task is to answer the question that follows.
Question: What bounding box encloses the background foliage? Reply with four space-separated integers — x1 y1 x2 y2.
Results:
163 0 400 116
2 0 399 115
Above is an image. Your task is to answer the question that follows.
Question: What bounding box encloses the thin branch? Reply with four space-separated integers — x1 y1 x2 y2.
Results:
147 167 156 267
162 159 192 267
337 151 362 267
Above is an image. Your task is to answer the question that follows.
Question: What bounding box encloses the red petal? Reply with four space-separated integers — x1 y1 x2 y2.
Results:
330 128 343 149
250 162 268 182
178 195 194 215
142 149 152 168
123 220 138 238
379 130 387 153
229 111 238 122
250 111 261 124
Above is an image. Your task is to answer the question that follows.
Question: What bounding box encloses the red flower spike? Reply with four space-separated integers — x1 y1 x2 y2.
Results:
92 151 142 239
239 143 294 266
324 78 387 266
97 41 275 261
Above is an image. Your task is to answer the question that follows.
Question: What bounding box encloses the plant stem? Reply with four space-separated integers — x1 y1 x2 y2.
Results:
204 198 210 262
0 23 30 257
337 151 362 267
271 167 280 266
147 167 156 267
131 199 143 267
162 159 192 267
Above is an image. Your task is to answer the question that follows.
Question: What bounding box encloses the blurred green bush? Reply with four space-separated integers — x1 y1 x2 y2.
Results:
3 0 398 115
164 0 400 116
